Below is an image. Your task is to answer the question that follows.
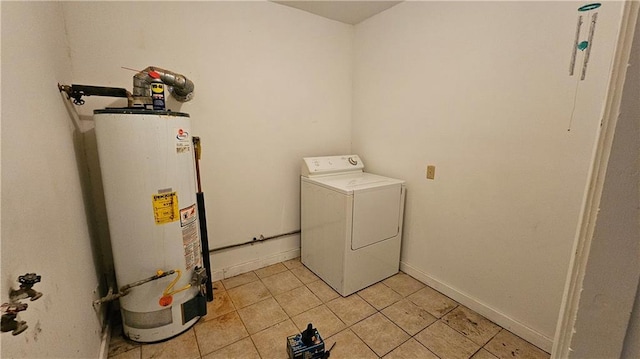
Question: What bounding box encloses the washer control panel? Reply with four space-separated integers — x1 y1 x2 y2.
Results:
302 155 364 177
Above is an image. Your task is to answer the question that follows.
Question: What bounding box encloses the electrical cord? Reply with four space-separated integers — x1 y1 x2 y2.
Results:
322 342 336 358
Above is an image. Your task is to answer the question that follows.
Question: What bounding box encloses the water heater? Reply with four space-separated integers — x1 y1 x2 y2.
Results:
94 108 206 342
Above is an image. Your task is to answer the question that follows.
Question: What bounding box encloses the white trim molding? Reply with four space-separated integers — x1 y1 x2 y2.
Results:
552 3 640 358
401 261 553 352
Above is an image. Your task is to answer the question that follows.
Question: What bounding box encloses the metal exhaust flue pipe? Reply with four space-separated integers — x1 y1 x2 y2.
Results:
133 66 195 102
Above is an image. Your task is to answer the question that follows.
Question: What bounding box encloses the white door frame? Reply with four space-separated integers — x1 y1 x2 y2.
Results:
552 2 640 358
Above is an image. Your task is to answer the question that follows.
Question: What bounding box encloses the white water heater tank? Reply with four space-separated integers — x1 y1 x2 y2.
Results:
94 109 205 342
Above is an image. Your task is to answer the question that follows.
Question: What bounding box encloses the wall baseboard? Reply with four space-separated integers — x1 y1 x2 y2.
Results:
205 248 554 350
400 261 553 353
210 247 301 282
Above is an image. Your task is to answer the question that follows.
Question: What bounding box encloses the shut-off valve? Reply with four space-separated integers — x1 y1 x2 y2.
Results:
2 273 43 336
10 273 43 302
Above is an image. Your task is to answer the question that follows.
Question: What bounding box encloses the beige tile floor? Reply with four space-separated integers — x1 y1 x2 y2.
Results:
108 258 550 359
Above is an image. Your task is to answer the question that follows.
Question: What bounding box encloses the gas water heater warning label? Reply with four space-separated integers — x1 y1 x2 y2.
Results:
152 192 179 224
180 204 197 226
181 204 201 269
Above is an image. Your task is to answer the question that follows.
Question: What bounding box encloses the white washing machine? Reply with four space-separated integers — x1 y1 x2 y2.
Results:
301 155 406 296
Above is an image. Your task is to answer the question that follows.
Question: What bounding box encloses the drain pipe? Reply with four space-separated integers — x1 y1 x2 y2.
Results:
132 66 195 106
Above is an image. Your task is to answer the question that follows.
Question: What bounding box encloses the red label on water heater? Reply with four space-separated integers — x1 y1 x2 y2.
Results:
176 128 191 154
176 128 189 141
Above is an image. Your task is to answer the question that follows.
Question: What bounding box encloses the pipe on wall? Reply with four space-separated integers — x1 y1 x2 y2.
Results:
210 230 301 253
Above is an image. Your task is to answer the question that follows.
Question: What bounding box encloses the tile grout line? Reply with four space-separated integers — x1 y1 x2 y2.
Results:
479 328 505 359
333 282 433 358
109 263 549 359
192 325 203 359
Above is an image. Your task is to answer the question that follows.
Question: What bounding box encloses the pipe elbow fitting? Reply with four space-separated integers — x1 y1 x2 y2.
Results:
134 66 195 103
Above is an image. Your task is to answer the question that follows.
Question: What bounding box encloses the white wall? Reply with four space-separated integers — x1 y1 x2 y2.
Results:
0 2 104 358
351 1 624 350
60 1 354 281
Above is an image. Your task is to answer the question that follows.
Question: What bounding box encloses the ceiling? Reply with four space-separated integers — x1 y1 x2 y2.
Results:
272 1 403 25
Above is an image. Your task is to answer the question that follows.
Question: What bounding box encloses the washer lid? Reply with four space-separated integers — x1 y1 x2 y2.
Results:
304 172 404 195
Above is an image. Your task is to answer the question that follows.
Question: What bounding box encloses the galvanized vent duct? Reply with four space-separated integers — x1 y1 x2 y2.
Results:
133 66 194 103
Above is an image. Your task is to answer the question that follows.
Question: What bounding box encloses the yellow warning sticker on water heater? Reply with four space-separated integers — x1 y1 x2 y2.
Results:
152 192 179 224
